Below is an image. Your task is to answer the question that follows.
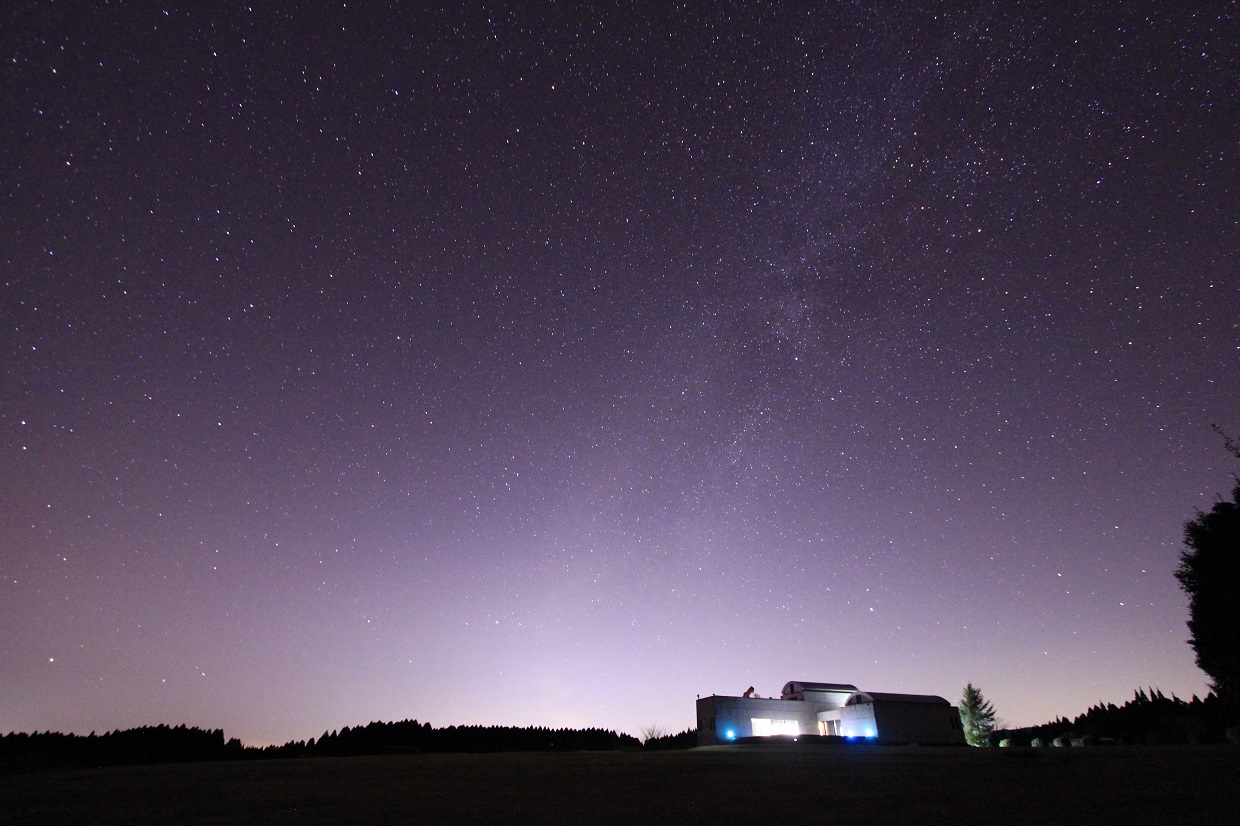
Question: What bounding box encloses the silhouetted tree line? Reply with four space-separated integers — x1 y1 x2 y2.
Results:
994 688 1233 746
0 724 243 773
0 720 644 772
262 720 640 757
640 727 697 750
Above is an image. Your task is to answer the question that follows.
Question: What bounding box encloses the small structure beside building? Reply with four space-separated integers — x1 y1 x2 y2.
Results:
697 680 965 746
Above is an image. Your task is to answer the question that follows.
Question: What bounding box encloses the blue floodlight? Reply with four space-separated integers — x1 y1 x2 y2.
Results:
725 729 736 740
865 728 875 738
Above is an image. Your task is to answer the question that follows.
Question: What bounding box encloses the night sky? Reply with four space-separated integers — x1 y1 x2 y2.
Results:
3 3 1237 746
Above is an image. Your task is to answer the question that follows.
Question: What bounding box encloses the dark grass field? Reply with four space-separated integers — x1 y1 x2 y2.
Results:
3 744 1238 824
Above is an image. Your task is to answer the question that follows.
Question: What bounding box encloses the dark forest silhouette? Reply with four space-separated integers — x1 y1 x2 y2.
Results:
0 721 643 773
278 720 639 758
639 727 697 750
0 725 240 773
994 688 1234 746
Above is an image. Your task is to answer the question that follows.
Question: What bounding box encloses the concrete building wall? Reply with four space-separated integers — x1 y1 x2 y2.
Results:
874 701 965 745
839 703 879 738
696 696 821 746
840 698 965 745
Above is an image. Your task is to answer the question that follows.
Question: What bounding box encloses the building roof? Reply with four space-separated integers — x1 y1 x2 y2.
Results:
845 692 952 706
782 681 859 694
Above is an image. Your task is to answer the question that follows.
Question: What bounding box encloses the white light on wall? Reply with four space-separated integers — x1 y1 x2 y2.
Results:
772 720 800 736
751 718 799 737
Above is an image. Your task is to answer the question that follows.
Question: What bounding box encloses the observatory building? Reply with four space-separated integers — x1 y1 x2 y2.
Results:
696 680 965 746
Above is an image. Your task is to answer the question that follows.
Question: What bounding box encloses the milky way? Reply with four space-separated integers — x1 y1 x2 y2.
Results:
3 4 1236 744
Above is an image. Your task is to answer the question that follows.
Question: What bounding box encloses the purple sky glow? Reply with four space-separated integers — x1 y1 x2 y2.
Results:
3 3 1237 745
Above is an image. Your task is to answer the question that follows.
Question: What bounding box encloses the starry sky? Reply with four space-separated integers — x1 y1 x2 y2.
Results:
3 3 1237 746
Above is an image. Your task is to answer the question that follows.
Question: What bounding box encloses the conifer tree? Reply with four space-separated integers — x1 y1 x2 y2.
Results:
958 682 996 746
1176 432 1240 704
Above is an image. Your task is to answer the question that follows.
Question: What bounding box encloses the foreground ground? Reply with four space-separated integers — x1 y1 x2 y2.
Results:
3 743 1237 824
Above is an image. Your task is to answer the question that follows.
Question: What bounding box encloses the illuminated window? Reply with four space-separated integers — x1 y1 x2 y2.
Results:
751 718 799 736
